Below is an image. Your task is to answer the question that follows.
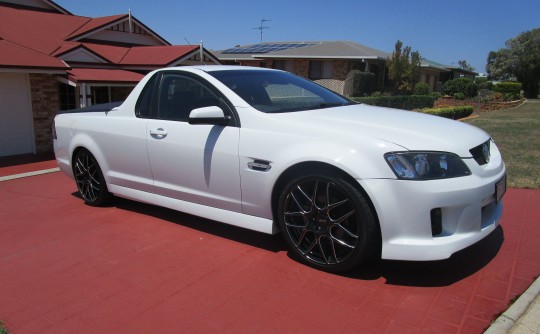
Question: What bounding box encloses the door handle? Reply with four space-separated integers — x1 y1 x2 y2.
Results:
150 128 167 139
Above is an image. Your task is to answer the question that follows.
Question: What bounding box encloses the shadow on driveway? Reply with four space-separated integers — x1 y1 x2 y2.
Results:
86 193 504 288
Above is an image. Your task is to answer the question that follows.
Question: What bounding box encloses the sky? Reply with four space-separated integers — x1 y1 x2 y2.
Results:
54 0 539 74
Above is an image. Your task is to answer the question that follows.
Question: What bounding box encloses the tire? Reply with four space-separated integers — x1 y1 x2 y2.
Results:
72 149 112 206
277 174 378 273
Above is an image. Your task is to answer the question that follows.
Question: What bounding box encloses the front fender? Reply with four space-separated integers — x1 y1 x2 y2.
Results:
239 133 401 219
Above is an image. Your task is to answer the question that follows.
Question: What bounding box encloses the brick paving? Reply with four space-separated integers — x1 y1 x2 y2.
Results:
0 164 539 333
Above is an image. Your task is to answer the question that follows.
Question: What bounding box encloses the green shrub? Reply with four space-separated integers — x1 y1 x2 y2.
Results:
351 95 435 110
413 82 430 95
453 92 466 100
494 82 522 100
352 72 376 96
442 78 470 96
420 106 474 119
442 78 478 97
430 91 442 99
371 91 382 97
477 79 493 90
466 81 478 97
475 77 488 84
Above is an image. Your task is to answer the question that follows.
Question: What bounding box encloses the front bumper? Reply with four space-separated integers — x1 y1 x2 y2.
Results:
360 156 506 261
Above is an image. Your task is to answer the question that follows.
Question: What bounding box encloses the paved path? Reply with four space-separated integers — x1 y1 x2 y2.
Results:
0 165 539 333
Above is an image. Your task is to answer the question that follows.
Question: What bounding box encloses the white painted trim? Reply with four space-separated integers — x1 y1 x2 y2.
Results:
169 49 221 66
71 17 169 46
24 73 36 154
58 48 108 64
56 76 76 87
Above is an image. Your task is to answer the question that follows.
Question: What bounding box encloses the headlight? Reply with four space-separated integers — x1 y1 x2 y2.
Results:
384 152 471 180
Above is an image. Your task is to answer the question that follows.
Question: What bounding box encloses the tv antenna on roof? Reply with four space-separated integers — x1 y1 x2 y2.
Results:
252 19 271 43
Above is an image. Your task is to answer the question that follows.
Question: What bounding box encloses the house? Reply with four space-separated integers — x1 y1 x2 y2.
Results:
214 41 389 96
419 58 451 92
441 66 478 81
215 40 471 96
0 0 220 157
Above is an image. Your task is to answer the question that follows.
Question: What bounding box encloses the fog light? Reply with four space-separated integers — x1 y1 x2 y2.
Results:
430 208 442 236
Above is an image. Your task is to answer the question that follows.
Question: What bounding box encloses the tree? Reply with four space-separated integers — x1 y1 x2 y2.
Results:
386 40 422 94
486 28 540 98
457 60 475 71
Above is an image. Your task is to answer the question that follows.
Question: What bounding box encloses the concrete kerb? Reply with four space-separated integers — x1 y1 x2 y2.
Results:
0 167 60 182
485 276 540 333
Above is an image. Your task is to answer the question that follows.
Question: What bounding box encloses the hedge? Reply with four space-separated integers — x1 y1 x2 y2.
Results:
352 72 376 96
442 78 480 98
351 95 435 110
494 82 522 100
420 106 474 120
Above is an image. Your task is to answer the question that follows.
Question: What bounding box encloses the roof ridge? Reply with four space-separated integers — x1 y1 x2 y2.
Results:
66 14 128 40
64 17 93 40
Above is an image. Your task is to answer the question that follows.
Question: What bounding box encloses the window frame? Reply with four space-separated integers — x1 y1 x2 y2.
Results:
135 71 240 127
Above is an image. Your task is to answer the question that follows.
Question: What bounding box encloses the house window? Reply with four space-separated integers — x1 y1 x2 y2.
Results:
309 61 332 80
91 87 109 105
90 86 134 105
58 83 76 110
273 60 285 70
273 60 295 73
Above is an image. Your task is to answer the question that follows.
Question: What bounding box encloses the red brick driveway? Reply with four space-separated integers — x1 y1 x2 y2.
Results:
0 167 539 333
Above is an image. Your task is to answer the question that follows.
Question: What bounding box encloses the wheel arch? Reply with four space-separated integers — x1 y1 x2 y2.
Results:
271 161 381 239
68 134 110 183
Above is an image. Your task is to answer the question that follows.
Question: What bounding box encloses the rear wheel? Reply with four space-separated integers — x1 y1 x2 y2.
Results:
72 149 111 206
277 174 377 272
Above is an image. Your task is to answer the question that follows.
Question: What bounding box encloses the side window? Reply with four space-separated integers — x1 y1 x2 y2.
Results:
158 74 220 122
135 73 158 118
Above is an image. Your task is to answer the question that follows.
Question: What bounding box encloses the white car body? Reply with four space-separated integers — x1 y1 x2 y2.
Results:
54 66 505 266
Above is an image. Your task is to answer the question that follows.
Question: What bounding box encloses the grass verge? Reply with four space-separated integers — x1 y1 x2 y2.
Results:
465 100 540 189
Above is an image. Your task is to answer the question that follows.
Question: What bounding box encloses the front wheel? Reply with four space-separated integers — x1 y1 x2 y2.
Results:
277 175 378 272
72 149 112 206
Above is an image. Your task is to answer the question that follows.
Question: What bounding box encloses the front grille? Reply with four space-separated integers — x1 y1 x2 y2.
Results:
469 139 491 165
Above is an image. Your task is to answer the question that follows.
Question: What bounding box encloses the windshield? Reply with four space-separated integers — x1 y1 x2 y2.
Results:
208 69 353 113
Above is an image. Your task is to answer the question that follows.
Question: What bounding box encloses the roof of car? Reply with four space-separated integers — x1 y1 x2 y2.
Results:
169 65 279 73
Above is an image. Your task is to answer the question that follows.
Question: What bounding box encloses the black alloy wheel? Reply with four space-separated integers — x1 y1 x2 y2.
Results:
278 174 377 272
72 149 111 206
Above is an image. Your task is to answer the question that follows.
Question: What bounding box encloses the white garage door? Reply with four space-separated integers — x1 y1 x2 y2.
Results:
0 73 35 157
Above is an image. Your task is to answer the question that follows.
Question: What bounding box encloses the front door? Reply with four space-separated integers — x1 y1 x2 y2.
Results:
145 73 242 212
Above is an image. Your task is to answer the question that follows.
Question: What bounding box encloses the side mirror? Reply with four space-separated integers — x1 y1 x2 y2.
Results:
188 106 230 125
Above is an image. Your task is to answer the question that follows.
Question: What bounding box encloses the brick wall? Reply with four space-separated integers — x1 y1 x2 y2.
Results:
29 74 59 154
293 60 309 78
332 60 350 81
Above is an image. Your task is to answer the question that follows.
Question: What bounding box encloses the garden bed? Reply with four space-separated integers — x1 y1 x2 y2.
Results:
434 96 525 112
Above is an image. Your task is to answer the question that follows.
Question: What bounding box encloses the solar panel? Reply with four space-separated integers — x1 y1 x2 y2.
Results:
222 43 316 54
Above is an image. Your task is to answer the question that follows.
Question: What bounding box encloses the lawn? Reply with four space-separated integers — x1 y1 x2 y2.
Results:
465 99 540 189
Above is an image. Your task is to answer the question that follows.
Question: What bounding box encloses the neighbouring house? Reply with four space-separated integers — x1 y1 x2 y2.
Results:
441 66 478 81
214 41 472 97
420 58 451 92
214 41 389 96
0 0 220 157
419 59 479 92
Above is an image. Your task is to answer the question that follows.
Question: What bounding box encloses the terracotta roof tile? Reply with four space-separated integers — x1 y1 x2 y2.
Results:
0 39 68 69
67 68 143 83
0 5 90 55
66 14 127 40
